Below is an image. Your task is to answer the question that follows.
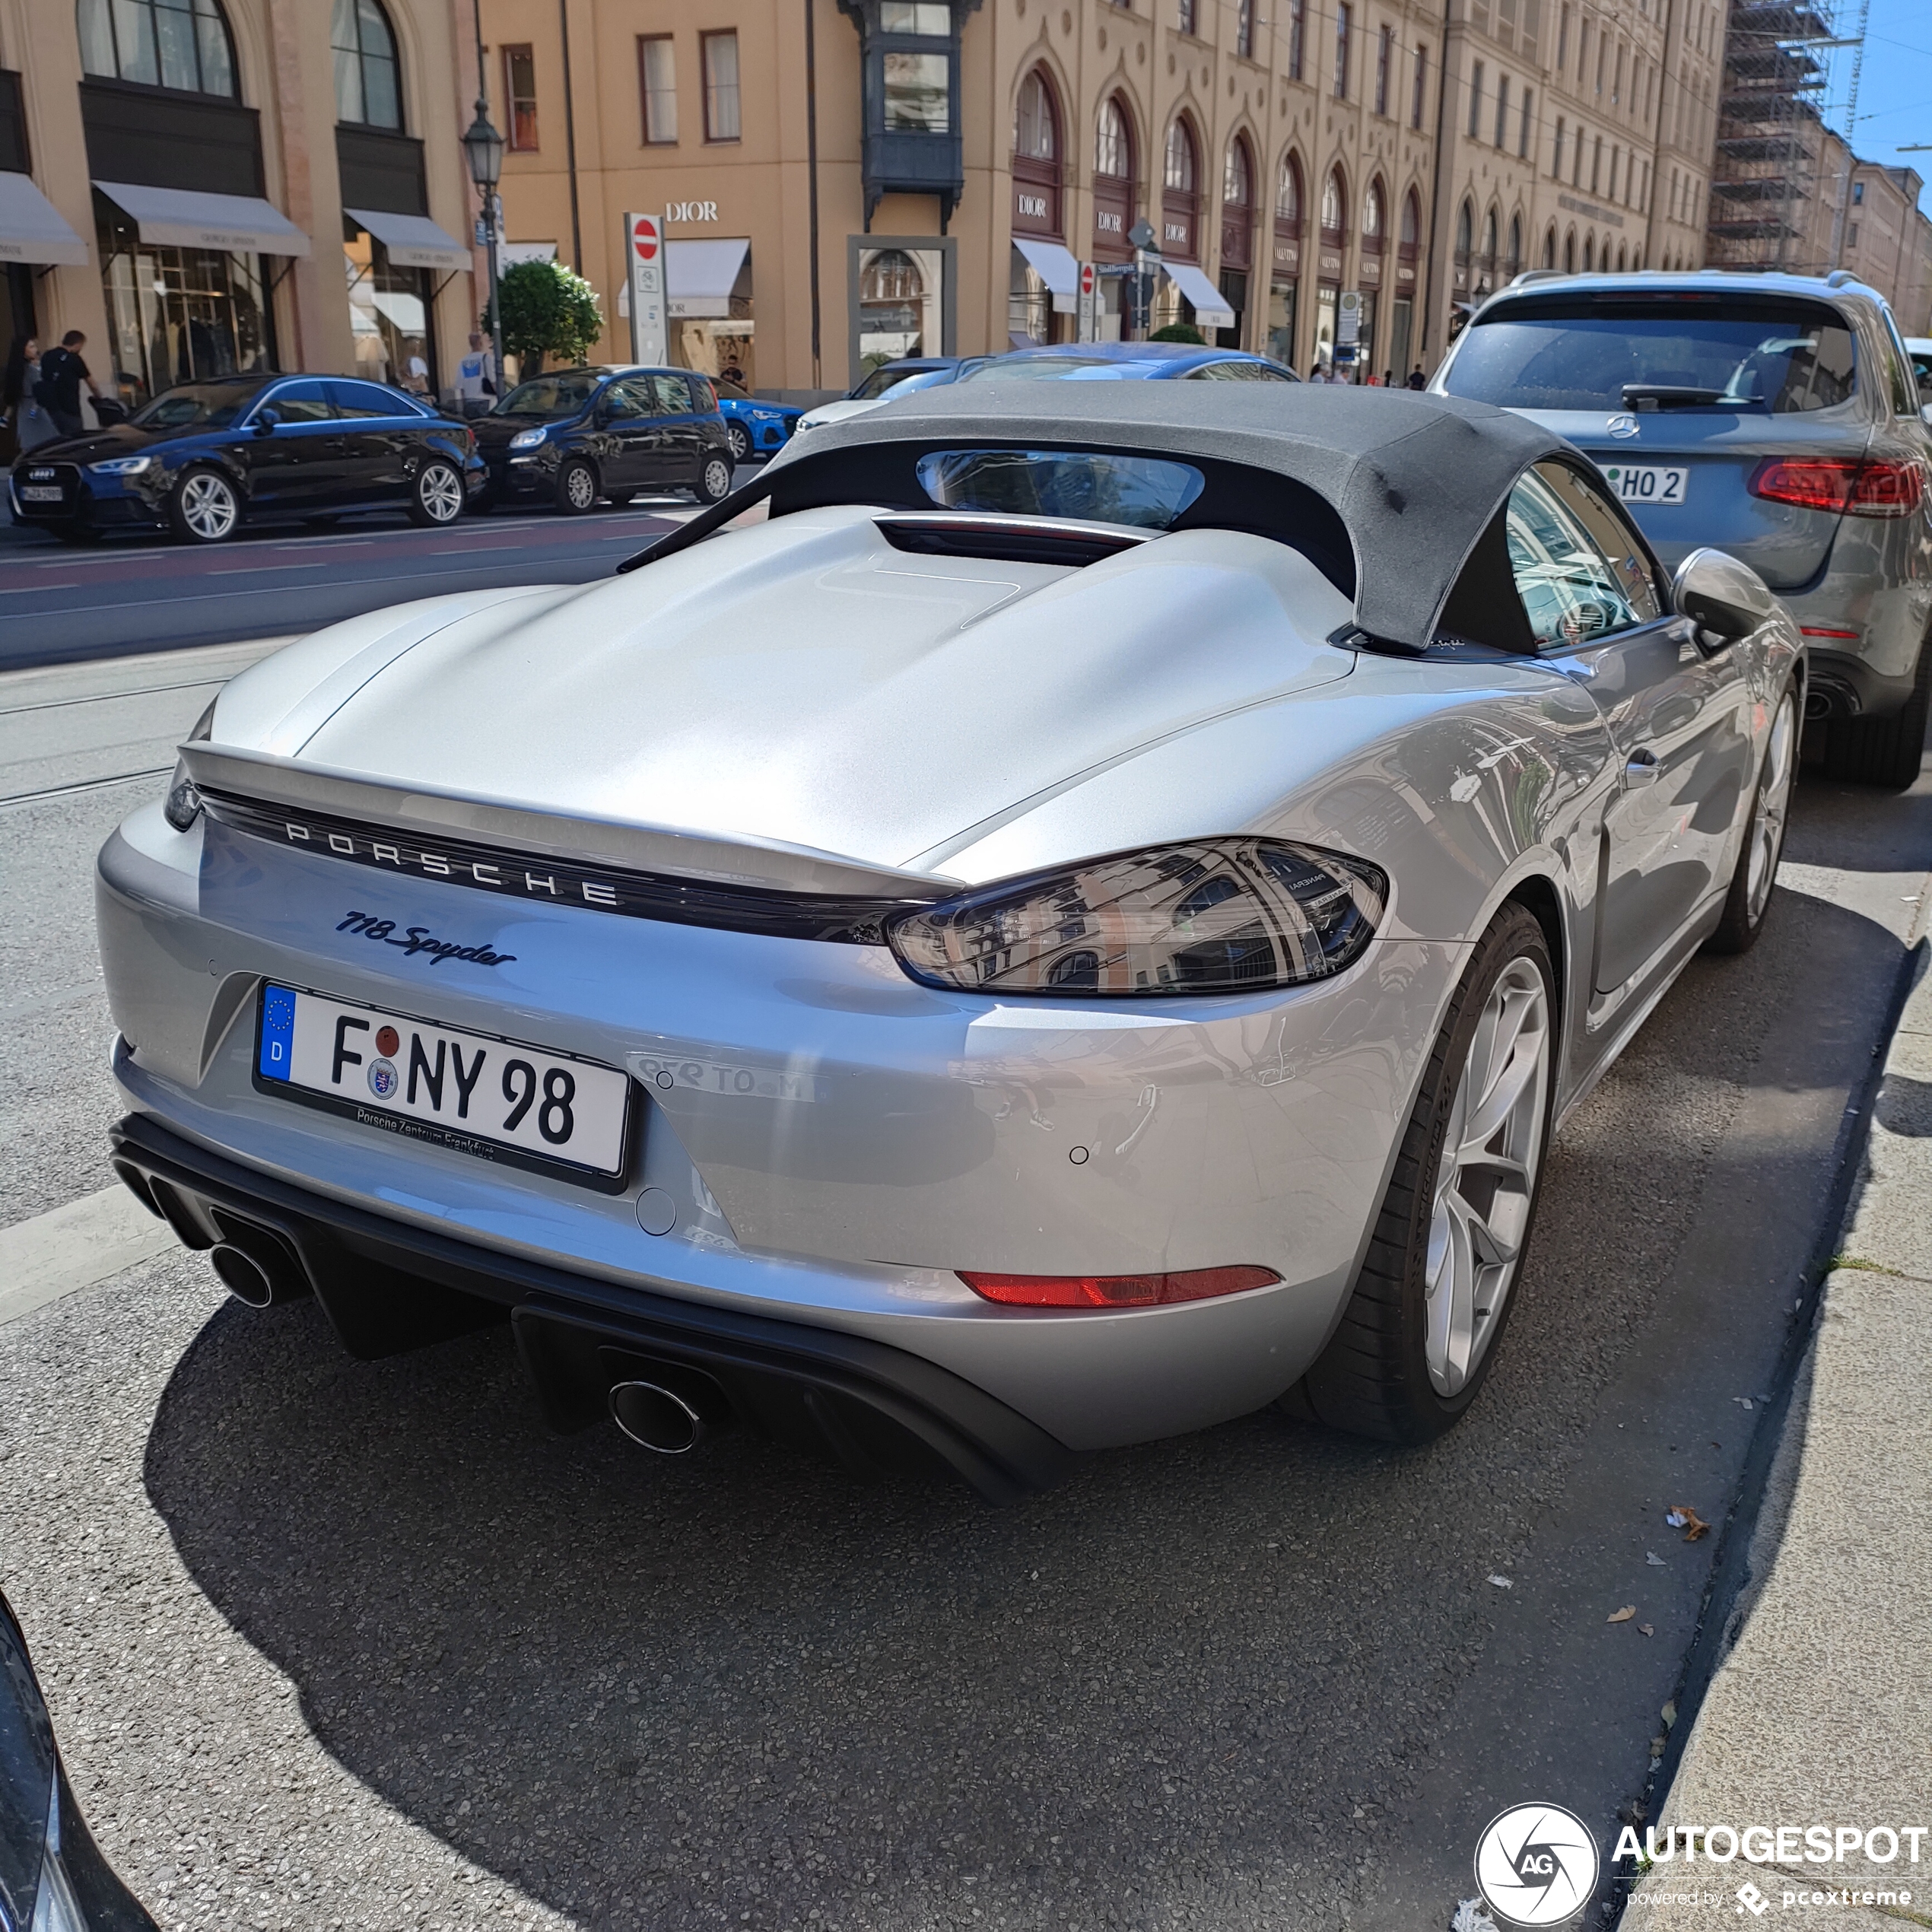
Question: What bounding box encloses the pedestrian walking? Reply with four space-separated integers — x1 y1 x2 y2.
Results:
454 333 494 416
402 338 431 396
1406 365 1426 390
36 330 99 438
3 335 59 456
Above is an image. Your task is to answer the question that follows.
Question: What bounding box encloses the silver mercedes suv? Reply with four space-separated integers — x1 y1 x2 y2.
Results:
1434 270 1932 787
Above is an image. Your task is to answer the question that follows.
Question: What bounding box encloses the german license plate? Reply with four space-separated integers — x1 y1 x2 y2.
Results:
254 984 632 1186
19 486 62 502
1603 463 1689 506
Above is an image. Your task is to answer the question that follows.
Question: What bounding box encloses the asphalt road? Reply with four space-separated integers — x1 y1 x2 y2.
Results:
0 640 1926 1932
0 491 704 669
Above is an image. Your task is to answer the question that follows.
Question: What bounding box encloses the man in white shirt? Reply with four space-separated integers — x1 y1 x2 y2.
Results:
454 333 493 416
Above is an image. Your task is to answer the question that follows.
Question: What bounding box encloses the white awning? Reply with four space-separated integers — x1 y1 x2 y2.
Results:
344 207 469 272
1161 260 1235 327
1012 237 1082 313
95 181 309 256
0 172 88 266
666 237 750 319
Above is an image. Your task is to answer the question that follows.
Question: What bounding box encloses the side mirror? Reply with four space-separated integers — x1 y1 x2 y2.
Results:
252 406 281 437
1673 546 1775 642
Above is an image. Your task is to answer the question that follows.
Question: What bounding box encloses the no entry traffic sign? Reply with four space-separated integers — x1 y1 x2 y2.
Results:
624 211 666 364
631 214 662 262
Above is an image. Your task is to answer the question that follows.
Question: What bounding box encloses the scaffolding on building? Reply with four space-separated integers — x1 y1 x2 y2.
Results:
1707 1 1845 272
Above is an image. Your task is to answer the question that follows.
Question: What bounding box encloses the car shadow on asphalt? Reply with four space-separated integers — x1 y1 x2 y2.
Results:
136 781 1928 1932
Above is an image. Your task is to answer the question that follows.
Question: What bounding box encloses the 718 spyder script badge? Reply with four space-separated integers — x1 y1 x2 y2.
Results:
335 910 516 968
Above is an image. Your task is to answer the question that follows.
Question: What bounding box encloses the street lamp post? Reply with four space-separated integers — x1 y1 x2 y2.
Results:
462 7 507 401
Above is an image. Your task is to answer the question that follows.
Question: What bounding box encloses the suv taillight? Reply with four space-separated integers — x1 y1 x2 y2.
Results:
1749 456 1926 518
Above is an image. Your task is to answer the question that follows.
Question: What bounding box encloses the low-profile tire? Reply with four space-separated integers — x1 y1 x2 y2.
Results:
725 421 752 464
1819 636 1931 790
554 457 599 514
692 453 733 504
1705 682 1797 955
167 466 242 544
407 459 466 526
1298 904 1558 1444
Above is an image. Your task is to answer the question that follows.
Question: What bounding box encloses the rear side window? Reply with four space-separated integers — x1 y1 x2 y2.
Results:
687 375 719 412
329 380 414 418
643 373 691 415
1505 469 1650 649
1444 297 1857 414
1880 314 1918 415
1535 462 1663 624
262 381 333 424
914 449 1206 529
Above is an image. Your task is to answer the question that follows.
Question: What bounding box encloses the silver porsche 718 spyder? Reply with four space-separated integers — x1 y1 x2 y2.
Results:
96 386 1801 1504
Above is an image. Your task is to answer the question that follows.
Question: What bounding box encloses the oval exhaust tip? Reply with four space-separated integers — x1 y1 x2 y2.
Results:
210 1244 276 1309
609 1380 704 1455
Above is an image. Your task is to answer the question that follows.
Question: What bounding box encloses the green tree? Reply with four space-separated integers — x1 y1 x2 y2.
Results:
1149 323 1206 344
493 259 603 374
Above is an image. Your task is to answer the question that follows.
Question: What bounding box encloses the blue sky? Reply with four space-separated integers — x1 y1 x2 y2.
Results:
1817 0 1932 213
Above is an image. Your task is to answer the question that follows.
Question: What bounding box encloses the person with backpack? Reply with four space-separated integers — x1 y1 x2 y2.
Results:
37 330 100 439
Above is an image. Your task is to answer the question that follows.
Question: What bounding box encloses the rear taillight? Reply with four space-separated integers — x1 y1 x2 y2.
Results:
1749 456 1926 518
959 1264 1280 1309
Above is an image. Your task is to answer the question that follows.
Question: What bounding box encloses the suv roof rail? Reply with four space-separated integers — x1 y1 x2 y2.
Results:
1508 269 1566 287
1826 268 1858 288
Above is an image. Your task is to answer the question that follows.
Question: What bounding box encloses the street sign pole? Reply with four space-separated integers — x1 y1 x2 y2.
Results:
1077 262 1097 344
625 211 667 365
1336 288 1362 382
1126 218 1158 341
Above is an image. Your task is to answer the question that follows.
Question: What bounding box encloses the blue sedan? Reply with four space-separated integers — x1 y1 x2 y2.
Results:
713 380 802 462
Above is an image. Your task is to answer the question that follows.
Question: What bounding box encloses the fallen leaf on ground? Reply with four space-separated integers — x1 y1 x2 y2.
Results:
1607 1605 1637 1622
1646 1551 1666 1566
1651 1734 1668 1756
1666 1505 1711 1540
1661 1701 1677 1727
1639 1624 1655 1637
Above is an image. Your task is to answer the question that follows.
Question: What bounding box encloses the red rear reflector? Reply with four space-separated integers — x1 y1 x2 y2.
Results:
1749 456 1926 518
1800 625 1861 639
959 1264 1281 1308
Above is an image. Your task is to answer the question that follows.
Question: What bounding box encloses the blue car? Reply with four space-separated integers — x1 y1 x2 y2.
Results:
8 372 485 545
713 380 802 463
952 342 1300 384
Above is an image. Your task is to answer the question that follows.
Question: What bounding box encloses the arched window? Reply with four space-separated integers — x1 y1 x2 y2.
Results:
332 0 402 130
1321 165 1346 240
1506 212 1522 276
1616 241 1628 271
1012 66 1064 235
1400 189 1420 250
1277 151 1304 233
1093 95 1136 261
1480 208 1498 269
1222 133 1255 275
1582 233 1595 271
1454 199 1473 262
1564 229 1577 272
1362 178 1384 248
78 0 236 96
1162 116 1200 258
1543 224 1557 269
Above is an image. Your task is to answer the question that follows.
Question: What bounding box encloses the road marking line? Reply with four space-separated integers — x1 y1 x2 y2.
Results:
207 563 331 575
0 675 224 719
0 765 170 808
0 584 80 594
0 1184 182 1329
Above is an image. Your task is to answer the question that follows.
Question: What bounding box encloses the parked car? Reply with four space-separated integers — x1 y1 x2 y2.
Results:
712 379 802 464
469 367 735 513
1433 269 1932 786
6 373 484 545
792 357 965 435
951 342 1301 384
98 386 1798 1502
0 1587 159 1930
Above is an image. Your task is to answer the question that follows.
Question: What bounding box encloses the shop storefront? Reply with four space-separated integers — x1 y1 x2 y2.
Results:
849 237 952 380
342 208 469 396
667 237 755 387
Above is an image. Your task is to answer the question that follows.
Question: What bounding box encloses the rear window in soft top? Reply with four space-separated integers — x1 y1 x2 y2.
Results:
1443 294 1857 414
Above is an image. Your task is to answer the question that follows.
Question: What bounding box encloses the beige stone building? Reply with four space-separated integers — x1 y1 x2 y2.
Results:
477 0 1721 398
1 0 480 438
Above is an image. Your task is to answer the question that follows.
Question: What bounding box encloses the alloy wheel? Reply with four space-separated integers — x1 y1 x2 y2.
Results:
1424 957 1552 1397
1745 692 1797 925
702 457 732 500
727 423 751 462
180 472 239 541
563 463 596 510
418 462 463 523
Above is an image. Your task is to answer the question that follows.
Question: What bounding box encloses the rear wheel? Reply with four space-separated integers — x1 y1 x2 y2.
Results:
555 457 599 514
167 467 241 544
1819 635 1931 790
407 459 466 526
725 421 752 464
1706 684 1797 955
1298 905 1557 1443
693 453 733 504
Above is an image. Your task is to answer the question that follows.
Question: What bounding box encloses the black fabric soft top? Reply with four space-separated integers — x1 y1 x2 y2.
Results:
621 383 1571 654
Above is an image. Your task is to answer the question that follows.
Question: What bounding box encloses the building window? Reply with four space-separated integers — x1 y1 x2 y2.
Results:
1279 151 1304 234
1613 43 1623 106
1375 24 1391 115
701 29 740 142
1543 223 1555 267
1321 165 1345 240
1506 211 1522 275
80 0 237 97
1177 0 1196 32
1012 67 1063 235
1848 221 1859 248
1289 0 1305 81
1094 94 1136 261
1552 115 1564 176
1163 116 1200 257
1412 43 1428 128
1590 134 1601 194
1362 177 1384 250
504 44 537 151
881 2 950 23
1467 60 1483 138
1238 0 1255 58
1096 97 1130 178
1495 74 1510 147
1225 133 1254 209
1852 180 1864 205
882 23 949 137
639 36 677 144
1520 87 1533 156
329 0 401 129
1557 4 1569 66
1333 3 1352 98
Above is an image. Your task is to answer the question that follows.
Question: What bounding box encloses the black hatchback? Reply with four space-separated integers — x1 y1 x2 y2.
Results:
469 366 736 513
6 373 485 545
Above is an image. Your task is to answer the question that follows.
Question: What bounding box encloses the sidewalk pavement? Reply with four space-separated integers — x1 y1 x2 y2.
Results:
1625 895 1932 1929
